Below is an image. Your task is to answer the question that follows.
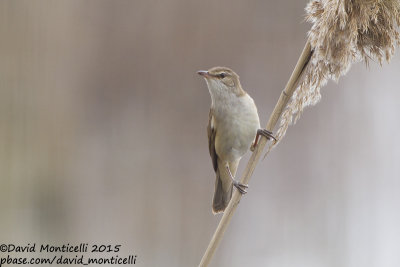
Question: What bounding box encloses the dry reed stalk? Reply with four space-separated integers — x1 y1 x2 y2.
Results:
199 42 312 267
199 1 400 266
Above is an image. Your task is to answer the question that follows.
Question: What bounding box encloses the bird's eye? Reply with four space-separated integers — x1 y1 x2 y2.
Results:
219 73 226 78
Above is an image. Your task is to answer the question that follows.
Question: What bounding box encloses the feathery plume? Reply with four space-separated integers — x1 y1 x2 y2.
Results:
275 0 400 142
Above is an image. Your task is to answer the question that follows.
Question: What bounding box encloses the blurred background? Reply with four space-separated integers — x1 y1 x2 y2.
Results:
1 1 400 266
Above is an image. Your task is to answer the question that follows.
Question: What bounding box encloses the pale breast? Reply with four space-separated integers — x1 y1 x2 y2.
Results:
214 94 260 162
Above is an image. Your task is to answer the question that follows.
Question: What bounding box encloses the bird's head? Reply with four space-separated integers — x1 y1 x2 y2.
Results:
197 67 245 97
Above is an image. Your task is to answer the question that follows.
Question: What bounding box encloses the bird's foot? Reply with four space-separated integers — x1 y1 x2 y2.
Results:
250 144 255 152
226 165 248 195
233 180 248 194
251 129 277 151
258 129 276 141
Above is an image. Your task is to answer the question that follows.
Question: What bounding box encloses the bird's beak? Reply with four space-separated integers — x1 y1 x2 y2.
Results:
197 70 210 77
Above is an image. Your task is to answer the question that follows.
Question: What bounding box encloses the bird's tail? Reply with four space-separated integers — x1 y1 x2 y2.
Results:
212 171 233 214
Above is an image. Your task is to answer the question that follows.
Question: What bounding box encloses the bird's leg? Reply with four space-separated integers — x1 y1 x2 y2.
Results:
250 129 277 152
226 165 248 194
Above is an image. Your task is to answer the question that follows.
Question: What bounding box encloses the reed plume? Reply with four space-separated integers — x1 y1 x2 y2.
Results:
275 0 400 142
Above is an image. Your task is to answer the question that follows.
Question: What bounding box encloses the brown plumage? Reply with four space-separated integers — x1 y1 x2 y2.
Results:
199 67 261 213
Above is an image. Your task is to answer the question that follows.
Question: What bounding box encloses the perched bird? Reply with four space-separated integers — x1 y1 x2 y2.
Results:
198 67 274 214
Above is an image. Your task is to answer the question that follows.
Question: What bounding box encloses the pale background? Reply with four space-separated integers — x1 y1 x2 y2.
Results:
1 1 400 267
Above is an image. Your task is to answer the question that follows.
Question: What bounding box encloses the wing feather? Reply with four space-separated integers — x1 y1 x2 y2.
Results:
207 109 218 172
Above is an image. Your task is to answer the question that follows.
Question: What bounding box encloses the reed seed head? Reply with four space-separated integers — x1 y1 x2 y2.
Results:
276 0 400 143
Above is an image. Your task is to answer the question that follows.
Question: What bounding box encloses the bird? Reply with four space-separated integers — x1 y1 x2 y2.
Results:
198 66 274 214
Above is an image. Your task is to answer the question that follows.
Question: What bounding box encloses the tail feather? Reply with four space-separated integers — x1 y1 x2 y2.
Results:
212 172 233 214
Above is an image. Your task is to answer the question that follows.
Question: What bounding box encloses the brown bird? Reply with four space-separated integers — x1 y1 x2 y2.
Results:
198 67 274 214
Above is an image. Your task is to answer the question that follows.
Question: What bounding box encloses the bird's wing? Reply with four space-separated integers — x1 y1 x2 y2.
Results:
207 108 218 172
